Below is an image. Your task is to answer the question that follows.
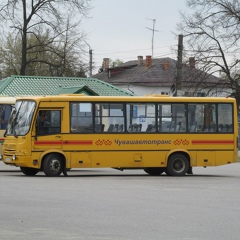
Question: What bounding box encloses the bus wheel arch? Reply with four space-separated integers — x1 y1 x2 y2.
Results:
165 151 190 176
42 152 66 177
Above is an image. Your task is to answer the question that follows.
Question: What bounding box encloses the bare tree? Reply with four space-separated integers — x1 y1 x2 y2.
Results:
178 0 240 106
0 34 21 78
0 19 87 77
0 0 91 76
49 17 87 77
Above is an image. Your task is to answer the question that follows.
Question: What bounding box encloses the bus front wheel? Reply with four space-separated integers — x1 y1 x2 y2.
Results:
43 153 64 177
20 167 39 176
166 153 189 176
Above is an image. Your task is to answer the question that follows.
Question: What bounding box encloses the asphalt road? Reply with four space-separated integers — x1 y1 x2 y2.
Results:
0 161 240 240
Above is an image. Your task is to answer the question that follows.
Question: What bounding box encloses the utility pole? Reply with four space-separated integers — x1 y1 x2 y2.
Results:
146 18 158 57
89 49 93 77
176 34 183 96
84 41 93 77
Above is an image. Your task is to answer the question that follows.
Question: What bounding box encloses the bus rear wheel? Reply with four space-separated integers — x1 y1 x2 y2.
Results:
144 167 165 176
43 153 64 177
20 167 39 176
166 153 189 176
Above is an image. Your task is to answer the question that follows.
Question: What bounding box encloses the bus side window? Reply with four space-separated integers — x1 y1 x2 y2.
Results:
37 110 61 135
37 111 47 134
70 103 93 133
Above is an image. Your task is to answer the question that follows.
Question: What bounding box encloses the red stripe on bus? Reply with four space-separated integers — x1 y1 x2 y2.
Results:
34 141 62 145
34 140 93 145
192 140 234 144
65 141 93 145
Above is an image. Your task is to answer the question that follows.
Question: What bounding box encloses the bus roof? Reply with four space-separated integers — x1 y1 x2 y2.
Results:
14 94 236 103
0 96 16 104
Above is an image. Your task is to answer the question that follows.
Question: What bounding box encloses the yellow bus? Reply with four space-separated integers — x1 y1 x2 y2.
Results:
2 94 239 176
0 96 16 158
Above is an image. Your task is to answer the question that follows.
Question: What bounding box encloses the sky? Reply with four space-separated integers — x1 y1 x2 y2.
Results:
81 0 188 74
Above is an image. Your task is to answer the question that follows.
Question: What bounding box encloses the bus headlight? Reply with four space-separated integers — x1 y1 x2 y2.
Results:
12 155 16 160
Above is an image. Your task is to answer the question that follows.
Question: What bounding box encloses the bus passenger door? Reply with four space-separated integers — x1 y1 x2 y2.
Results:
33 109 62 151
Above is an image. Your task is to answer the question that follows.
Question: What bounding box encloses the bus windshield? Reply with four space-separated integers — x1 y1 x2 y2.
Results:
6 100 36 137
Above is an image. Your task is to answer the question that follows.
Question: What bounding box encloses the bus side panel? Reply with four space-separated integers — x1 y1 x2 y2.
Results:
196 151 216 166
215 151 235 165
90 151 167 168
70 152 92 168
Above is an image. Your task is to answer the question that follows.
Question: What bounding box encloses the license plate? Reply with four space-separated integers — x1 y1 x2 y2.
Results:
5 158 11 162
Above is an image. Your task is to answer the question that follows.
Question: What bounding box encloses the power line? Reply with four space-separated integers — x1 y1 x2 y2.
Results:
93 45 175 56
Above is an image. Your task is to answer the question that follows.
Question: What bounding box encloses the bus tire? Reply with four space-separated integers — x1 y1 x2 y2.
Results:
166 153 189 176
144 167 164 176
20 167 39 176
43 153 64 177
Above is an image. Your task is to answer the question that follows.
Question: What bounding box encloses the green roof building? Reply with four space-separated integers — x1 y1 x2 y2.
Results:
0 75 133 96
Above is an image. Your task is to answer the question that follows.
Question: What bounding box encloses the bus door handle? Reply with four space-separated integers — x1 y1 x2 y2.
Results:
55 135 61 138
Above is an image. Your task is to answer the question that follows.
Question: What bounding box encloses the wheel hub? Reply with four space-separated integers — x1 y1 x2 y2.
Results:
173 159 185 172
50 159 60 172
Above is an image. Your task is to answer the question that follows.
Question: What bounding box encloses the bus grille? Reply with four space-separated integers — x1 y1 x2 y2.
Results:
3 149 16 156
